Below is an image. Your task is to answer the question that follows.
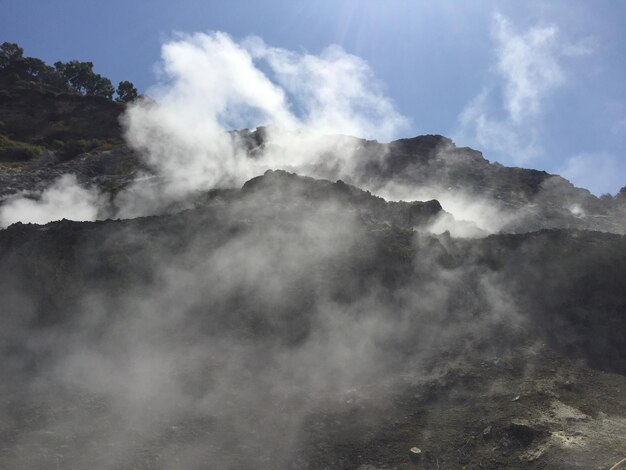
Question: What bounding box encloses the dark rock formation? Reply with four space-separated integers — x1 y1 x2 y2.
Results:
0 78 625 468
0 171 625 469
242 169 444 229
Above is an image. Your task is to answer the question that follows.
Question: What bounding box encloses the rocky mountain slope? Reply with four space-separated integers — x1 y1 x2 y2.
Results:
0 53 625 469
240 128 626 234
1 170 625 469
2 128 625 234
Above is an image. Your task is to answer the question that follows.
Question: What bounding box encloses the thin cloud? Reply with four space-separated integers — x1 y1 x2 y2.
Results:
457 89 542 163
455 13 589 165
492 13 564 123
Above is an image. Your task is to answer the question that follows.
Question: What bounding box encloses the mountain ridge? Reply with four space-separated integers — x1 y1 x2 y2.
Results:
1 48 626 470
1 167 625 468
3 127 624 234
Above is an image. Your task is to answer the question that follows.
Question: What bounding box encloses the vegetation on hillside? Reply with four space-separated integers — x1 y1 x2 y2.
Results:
0 132 43 162
0 42 132 162
0 41 138 102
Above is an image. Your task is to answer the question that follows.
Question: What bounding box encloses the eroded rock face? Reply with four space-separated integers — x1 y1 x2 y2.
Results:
2 172 626 372
1 55 624 469
237 128 626 234
0 146 142 200
242 169 444 229
0 88 624 468
3 129 624 233
0 175 625 469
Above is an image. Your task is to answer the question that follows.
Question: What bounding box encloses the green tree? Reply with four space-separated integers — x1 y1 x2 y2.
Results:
54 60 94 94
0 42 24 68
19 57 60 84
87 74 115 99
116 80 138 102
1 43 121 99
54 60 114 98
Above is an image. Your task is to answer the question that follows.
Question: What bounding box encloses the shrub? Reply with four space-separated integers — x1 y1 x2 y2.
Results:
0 134 43 162
53 138 118 161
116 80 138 103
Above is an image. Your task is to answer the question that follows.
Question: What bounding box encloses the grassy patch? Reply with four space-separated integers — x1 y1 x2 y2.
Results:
51 138 121 161
0 133 43 162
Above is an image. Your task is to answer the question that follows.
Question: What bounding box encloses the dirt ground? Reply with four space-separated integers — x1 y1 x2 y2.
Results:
297 349 626 469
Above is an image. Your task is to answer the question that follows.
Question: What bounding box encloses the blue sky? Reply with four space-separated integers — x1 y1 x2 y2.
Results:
2 0 625 194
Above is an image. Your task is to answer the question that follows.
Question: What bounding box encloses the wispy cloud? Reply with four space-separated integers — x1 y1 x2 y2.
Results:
456 13 591 165
492 13 564 124
458 89 542 163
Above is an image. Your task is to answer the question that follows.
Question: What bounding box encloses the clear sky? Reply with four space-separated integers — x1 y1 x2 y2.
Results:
2 0 625 194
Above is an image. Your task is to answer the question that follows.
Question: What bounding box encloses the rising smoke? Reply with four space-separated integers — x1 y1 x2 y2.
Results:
0 174 103 227
1 30 621 469
0 31 529 462
117 32 410 217
0 181 530 468
0 32 411 227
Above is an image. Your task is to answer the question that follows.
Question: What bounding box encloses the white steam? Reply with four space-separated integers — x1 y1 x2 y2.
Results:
0 174 102 228
376 181 512 237
0 32 409 226
120 32 408 214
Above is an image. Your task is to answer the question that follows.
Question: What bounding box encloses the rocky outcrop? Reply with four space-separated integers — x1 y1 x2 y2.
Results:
242 169 444 229
1 171 625 469
0 145 142 200
1 124 624 233
1 172 625 373
238 128 626 234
